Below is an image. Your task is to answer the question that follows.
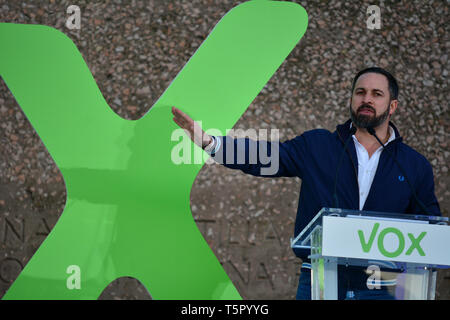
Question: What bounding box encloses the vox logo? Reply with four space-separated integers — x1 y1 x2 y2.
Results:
358 223 427 258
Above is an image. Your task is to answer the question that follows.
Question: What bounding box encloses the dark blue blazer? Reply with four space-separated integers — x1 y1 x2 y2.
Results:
210 119 441 259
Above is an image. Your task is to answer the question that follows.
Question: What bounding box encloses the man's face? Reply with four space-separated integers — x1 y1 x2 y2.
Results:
350 72 396 129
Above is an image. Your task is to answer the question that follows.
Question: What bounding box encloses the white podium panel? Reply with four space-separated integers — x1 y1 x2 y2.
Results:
291 208 450 300
322 216 450 266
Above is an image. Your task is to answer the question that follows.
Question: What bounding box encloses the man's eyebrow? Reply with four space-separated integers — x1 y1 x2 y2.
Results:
372 88 385 94
354 87 385 94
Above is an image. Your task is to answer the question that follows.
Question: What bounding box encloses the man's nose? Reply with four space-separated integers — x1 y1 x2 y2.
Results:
362 93 374 105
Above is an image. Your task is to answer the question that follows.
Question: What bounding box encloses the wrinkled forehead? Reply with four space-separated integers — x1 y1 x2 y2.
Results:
354 72 389 92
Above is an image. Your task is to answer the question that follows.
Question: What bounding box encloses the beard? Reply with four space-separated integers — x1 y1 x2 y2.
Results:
350 102 390 129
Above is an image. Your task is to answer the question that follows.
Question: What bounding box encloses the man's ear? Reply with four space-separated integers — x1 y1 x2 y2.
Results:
389 99 398 116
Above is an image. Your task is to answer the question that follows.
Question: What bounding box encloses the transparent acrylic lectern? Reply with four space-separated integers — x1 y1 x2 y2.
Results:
291 208 450 300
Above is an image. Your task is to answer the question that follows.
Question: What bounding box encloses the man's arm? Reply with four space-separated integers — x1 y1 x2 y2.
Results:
171 106 304 177
207 135 302 177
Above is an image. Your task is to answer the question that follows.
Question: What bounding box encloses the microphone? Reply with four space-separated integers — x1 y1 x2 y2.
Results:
333 126 357 208
367 126 431 215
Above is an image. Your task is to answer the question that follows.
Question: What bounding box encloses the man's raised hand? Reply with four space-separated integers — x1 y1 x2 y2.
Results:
171 106 212 149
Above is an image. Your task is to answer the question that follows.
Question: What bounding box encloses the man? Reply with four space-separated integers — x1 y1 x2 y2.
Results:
171 67 441 299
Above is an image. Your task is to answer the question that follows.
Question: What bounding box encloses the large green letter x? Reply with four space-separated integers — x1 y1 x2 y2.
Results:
0 1 307 299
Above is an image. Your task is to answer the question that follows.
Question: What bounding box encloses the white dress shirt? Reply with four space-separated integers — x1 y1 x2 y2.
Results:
352 125 396 210
203 135 221 153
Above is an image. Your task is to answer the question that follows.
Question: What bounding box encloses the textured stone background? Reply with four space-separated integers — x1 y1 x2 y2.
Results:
0 0 448 300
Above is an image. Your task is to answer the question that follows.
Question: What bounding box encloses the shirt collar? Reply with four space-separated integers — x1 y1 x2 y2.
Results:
350 122 396 146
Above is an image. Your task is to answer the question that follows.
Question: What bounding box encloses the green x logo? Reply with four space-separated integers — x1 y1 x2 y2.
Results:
0 1 307 299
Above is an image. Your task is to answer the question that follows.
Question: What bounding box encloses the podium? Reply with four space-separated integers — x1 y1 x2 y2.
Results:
291 208 450 300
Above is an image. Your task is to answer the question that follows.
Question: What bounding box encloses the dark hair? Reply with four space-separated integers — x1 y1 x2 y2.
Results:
351 67 399 100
